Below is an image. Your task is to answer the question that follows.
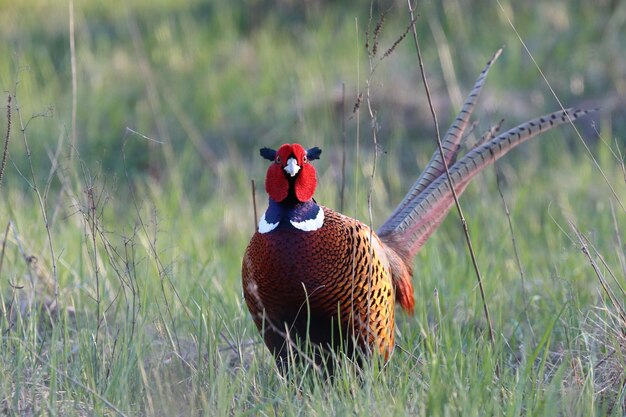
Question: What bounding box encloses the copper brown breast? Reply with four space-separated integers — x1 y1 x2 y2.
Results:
242 206 395 365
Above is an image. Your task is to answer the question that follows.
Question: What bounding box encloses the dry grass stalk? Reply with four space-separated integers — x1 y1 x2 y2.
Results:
0 94 11 190
406 0 496 349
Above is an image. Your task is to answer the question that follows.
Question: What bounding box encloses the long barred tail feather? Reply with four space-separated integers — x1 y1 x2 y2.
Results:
378 48 503 235
380 108 596 259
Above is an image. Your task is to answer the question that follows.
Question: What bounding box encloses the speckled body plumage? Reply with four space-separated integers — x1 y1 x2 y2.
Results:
242 49 594 371
243 207 395 363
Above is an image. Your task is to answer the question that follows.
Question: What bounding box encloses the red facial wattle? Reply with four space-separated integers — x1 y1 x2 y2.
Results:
294 164 316 202
264 143 318 203
265 164 289 202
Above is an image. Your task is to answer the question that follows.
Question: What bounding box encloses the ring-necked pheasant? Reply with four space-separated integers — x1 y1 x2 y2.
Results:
242 49 593 371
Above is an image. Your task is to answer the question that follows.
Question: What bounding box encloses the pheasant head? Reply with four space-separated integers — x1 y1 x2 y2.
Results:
260 143 322 203
258 143 323 233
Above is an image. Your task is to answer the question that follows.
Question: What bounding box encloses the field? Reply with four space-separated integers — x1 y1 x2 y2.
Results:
1 0 626 415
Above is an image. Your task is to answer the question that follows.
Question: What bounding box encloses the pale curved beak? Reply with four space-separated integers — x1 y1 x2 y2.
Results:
283 157 301 177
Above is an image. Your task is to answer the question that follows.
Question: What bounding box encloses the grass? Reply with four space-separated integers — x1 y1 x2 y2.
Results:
1 0 626 415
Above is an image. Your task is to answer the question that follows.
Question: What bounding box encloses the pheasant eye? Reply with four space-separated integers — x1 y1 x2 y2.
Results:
302 155 308 163
275 155 281 164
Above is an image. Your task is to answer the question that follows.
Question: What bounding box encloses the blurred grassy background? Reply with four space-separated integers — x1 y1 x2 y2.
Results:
1 0 626 415
1 0 624 185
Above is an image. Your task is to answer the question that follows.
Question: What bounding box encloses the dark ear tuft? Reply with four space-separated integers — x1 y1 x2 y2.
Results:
260 147 276 161
307 147 322 161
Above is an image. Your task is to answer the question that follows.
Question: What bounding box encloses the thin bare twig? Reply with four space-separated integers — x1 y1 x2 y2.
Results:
486 114 522 306
609 201 626 281
406 1 496 348
69 0 77 159
382 15 417 59
251 179 258 232
86 187 101 341
0 221 10 281
349 16 362 351
0 221 10 331
13 85 59 304
495 164 535 339
0 94 11 190
371 11 385 57
614 139 626 183
340 83 347 213
365 4 382 360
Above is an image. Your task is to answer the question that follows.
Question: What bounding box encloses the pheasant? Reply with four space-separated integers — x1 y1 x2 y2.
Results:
242 49 593 371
